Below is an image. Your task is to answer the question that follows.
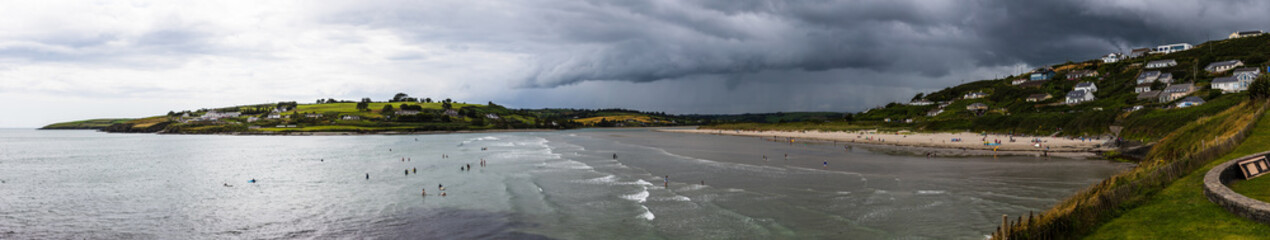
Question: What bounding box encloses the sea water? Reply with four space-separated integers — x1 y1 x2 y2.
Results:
0 128 1130 239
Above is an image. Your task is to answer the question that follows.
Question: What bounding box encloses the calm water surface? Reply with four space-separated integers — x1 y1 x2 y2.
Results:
0 128 1131 239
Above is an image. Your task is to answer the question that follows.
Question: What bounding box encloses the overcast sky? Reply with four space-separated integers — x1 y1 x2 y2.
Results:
1 0 1267 127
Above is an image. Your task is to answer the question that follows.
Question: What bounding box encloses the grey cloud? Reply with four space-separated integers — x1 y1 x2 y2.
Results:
326 0 1268 88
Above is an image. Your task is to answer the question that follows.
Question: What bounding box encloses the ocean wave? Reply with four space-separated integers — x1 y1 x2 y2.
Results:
622 187 650 203
638 205 655 220
578 175 618 184
916 190 946 195
654 196 691 202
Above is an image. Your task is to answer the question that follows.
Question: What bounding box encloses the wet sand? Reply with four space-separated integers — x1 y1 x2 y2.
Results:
661 129 1111 156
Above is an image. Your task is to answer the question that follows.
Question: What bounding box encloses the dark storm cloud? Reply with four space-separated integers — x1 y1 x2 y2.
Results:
330 0 1268 88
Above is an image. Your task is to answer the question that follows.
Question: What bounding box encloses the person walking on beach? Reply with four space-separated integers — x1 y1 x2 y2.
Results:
664 175 669 188
823 161 828 169
366 173 369 180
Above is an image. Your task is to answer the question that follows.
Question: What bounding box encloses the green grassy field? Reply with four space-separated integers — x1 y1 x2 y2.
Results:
1084 110 1270 239
1230 172 1270 203
40 118 132 129
294 102 477 113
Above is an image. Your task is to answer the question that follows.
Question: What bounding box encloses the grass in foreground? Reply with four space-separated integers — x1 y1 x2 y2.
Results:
1229 172 1270 204
1083 110 1270 239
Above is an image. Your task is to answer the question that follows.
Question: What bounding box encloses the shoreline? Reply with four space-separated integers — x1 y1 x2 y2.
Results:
31 128 561 136
659 128 1113 159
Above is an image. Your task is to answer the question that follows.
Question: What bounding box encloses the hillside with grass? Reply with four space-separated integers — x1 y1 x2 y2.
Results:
705 35 1270 142
43 94 703 134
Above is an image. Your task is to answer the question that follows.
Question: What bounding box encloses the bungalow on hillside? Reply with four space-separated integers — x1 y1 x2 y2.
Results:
1129 48 1151 58
909 100 934 106
246 117 260 122
395 110 420 115
1153 43 1192 54
1134 83 1154 93
1019 80 1047 88
1230 30 1264 39
1212 76 1250 93
1234 67 1262 81
1066 70 1098 80
1026 93 1052 102
1136 71 1161 84
1205 60 1244 73
1176 96 1205 108
1010 78 1028 85
1030 69 1055 81
966 103 989 111
444 109 460 117
267 113 282 119
341 115 360 120
1137 90 1161 101
485 113 501 119
1161 83 1196 102
304 113 323 118
964 92 988 99
1065 90 1093 104
926 108 945 117
1102 52 1123 63
1146 59 1178 69
1074 82 1098 93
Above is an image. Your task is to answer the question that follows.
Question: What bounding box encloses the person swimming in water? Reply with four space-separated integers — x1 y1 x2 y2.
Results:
405 169 409 175
613 153 617 159
412 168 417 173
366 173 370 180
421 188 427 196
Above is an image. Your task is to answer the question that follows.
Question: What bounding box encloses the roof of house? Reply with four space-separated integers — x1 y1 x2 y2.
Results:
1019 80 1047 88
1131 48 1151 53
1137 90 1161 99
1148 59 1177 65
1075 82 1095 88
1179 96 1206 104
1206 60 1242 69
1238 30 1263 35
1213 76 1240 84
1235 67 1261 74
1164 83 1195 92
1160 73 1173 79
1067 90 1088 98
1138 70 1161 78
1136 82 1154 88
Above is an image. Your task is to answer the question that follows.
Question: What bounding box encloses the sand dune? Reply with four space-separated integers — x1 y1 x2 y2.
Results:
660 129 1111 152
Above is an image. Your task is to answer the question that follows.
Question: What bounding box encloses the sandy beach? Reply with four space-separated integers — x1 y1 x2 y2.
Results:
660 128 1112 153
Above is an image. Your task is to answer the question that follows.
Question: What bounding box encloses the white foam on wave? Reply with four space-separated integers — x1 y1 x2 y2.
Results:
916 190 946 195
638 205 655 220
622 187 650 203
836 191 852 195
678 184 706 191
634 179 653 186
579 175 619 184
657 196 690 202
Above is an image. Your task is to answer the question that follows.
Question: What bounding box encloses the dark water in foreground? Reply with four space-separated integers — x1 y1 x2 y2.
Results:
0 128 1131 239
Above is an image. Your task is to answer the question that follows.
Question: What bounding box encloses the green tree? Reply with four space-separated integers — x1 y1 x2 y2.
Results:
911 93 924 101
442 102 453 110
356 102 369 111
381 104 395 113
1251 75 1270 100
391 93 409 102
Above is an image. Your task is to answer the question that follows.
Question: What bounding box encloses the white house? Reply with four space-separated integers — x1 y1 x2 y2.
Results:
267 113 282 119
1136 71 1161 84
341 115 360 120
485 113 501 119
1129 48 1151 58
1176 96 1205 108
1153 43 1192 54
1205 60 1244 73
304 113 323 118
1102 52 1122 63
1234 67 1262 81
1074 81 1098 93
1230 30 1264 39
909 100 934 106
1161 83 1195 102
198 110 242 121
394 110 420 115
1066 90 1093 104
926 108 944 117
246 117 259 122
1134 83 1153 93
966 103 989 111
1066 70 1098 80
964 92 988 99
1026 93 1052 102
1146 59 1177 69
1212 76 1250 93
1010 78 1028 85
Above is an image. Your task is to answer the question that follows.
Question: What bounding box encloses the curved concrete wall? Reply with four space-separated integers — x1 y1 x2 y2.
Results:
1204 150 1270 224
